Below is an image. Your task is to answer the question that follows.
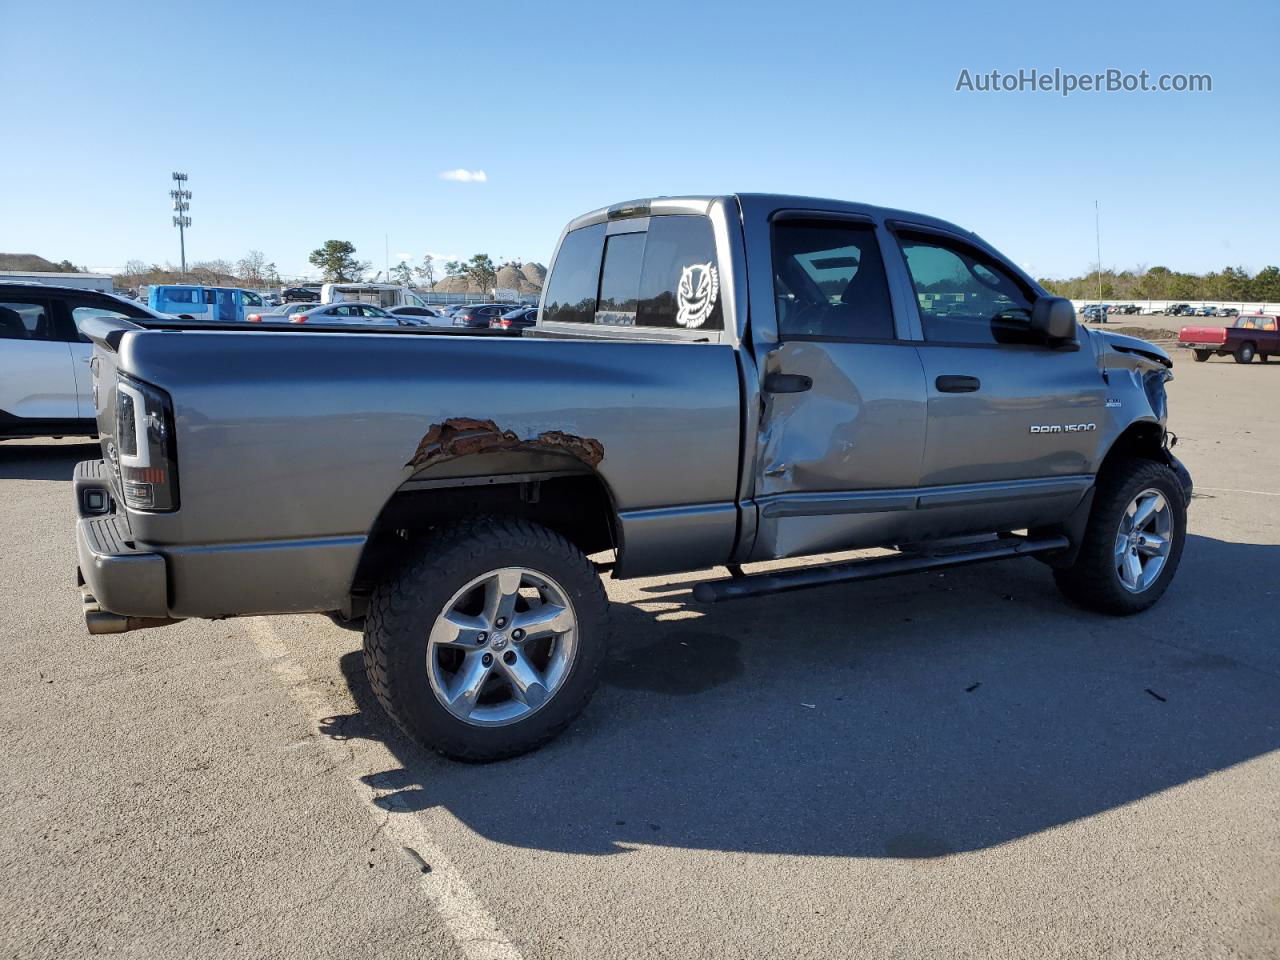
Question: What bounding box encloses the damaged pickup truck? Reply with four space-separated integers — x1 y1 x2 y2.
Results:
73 194 1192 760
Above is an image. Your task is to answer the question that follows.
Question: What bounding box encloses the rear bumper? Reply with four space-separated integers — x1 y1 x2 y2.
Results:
74 460 171 620
72 459 364 627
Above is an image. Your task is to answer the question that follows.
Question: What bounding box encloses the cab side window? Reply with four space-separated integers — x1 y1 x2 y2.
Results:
898 235 1038 346
772 220 895 340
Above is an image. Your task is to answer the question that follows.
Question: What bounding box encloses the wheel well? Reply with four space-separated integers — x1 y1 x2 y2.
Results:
1098 421 1167 477
351 472 618 601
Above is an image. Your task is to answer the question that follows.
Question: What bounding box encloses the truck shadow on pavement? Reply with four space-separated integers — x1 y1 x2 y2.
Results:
0 441 99 481
329 532 1280 859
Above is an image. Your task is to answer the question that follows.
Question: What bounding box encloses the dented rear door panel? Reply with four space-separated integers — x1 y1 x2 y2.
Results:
751 342 928 558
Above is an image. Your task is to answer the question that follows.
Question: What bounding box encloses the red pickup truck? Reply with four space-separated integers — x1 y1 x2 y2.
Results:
1179 314 1279 364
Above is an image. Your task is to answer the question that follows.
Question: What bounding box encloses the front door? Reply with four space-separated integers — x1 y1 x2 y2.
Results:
751 216 928 559
893 230 1107 533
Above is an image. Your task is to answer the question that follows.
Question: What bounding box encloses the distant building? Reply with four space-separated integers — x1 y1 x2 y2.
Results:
0 271 114 293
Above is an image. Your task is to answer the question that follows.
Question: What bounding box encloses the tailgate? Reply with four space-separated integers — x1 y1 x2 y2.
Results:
1179 325 1226 344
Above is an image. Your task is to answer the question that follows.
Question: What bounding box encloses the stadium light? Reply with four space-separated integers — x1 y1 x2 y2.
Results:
171 172 192 276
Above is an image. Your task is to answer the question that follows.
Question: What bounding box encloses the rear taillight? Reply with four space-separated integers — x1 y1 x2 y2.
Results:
116 375 179 511
289 314 306 323
495 318 511 328
247 313 262 322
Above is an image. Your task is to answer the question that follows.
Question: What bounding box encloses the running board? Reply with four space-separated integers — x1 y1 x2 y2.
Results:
691 534 1070 603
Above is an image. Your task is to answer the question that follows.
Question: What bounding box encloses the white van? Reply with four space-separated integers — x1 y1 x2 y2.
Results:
320 283 429 309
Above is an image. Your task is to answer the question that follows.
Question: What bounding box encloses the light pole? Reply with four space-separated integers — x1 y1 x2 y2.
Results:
1094 200 1102 305
171 172 192 277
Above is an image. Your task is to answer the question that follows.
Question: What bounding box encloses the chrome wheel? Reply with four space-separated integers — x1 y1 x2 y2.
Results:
1114 488 1173 593
426 567 578 727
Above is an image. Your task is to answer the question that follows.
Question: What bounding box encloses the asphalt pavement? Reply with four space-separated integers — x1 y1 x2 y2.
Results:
1 351 1277 959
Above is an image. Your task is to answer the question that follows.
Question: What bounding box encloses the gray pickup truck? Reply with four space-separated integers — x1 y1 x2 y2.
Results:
73 194 1192 760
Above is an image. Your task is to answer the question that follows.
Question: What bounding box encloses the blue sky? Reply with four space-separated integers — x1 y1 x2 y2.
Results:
2 0 1276 280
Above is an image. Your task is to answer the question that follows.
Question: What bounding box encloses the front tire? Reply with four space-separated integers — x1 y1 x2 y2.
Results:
1235 341 1256 364
1193 349 1211 363
364 517 610 761
1054 459 1186 615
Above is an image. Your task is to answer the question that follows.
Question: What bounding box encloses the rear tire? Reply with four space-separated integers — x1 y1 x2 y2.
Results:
1054 459 1186 615
363 517 609 761
1193 350 1211 362
1235 342 1256 364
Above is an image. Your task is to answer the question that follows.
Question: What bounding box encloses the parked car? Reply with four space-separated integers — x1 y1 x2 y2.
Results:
1194 305 1217 317
388 305 446 324
285 303 424 326
490 306 538 331
71 192 1191 762
1179 313 1279 363
1165 304 1195 317
0 282 167 439
1216 307 1238 318
281 287 320 303
1116 304 1141 315
147 285 267 323
245 305 304 322
452 303 520 328
1081 304 1109 323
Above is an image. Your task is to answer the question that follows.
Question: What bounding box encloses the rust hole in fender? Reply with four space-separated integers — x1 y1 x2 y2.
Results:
406 417 604 470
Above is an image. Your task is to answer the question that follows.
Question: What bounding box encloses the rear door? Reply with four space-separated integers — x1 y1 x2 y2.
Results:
890 227 1106 528
749 215 929 559
0 293 80 431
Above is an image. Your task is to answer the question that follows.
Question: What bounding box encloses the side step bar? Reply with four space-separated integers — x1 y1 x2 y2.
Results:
692 534 1070 604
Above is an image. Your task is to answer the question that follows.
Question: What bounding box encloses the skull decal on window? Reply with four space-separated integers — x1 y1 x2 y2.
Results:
675 262 719 329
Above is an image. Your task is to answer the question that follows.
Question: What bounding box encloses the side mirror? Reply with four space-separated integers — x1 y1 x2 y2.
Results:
1031 296 1077 343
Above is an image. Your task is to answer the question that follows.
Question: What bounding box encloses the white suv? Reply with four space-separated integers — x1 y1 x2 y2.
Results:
0 282 165 439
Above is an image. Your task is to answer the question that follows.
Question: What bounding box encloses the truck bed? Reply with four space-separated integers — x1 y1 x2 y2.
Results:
81 317 745 617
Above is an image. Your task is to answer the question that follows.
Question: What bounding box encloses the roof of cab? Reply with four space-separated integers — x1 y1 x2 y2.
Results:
564 193 981 242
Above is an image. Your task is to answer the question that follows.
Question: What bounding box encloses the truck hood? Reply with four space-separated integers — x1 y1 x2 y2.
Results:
1088 328 1172 368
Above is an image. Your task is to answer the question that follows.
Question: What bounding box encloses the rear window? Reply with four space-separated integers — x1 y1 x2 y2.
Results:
542 216 723 331
597 232 645 325
542 223 605 325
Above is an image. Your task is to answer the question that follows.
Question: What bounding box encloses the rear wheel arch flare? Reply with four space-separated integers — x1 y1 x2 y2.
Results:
350 455 622 599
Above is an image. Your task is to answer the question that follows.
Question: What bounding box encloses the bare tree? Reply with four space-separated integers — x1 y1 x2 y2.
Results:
415 254 436 289
237 250 270 286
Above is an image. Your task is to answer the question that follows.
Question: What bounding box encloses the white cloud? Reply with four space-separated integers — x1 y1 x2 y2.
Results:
438 169 488 183
91 265 122 275
395 252 414 261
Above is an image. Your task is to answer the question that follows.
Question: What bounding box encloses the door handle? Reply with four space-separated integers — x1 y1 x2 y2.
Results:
764 373 813 393
935 375 981 393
